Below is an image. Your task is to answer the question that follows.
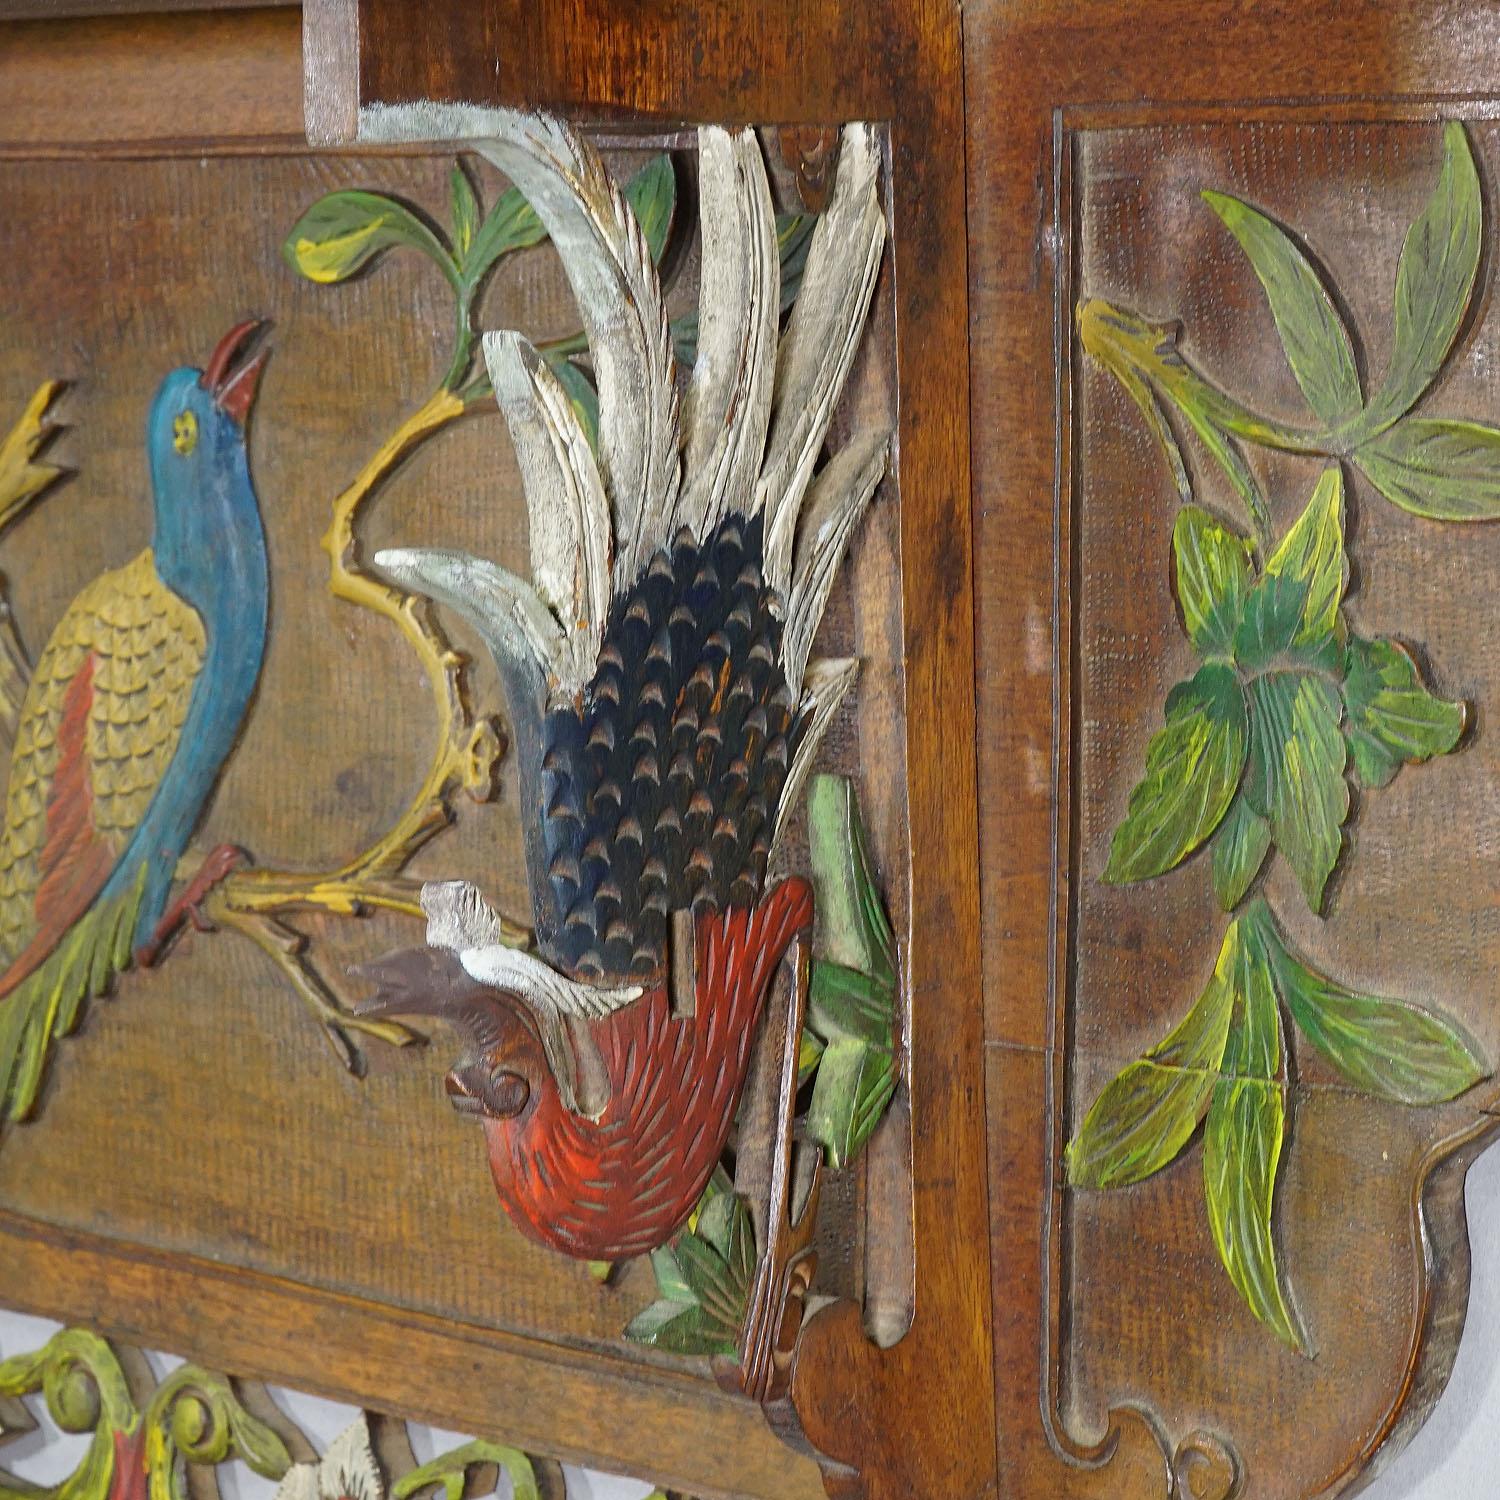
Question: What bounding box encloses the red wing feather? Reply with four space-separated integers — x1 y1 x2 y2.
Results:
0 654 119 997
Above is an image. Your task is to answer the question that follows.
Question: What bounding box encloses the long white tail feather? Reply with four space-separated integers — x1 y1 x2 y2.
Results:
359 103 681 593
781 432 889 699
483 330 612 695
771 657 860 853
674 126 779 541
757 124 886 594
376 546 561 672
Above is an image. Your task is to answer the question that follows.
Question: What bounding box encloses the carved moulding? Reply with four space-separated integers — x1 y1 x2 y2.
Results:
1040 116 1500 1498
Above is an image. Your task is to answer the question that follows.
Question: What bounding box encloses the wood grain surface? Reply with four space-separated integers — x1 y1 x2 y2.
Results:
972 4 1500 1499
0 7 936 1493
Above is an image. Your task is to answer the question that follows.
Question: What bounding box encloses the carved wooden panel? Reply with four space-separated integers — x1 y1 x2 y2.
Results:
975 4 1500 1498
12 4 1500 1500
0 21 939 1491
1058 118 1499 1496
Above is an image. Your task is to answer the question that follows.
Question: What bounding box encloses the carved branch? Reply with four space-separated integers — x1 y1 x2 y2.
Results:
219 386 504 923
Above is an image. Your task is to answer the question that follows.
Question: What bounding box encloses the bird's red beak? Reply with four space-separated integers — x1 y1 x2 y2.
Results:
200 319 269 427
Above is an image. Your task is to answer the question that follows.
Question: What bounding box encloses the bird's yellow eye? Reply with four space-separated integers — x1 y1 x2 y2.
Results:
172 410 198 456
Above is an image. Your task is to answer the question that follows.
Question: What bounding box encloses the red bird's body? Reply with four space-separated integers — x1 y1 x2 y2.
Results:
490 879 811 1258
359 111 887 1273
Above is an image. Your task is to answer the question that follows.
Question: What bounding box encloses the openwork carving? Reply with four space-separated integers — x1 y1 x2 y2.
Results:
0 1322 694 1500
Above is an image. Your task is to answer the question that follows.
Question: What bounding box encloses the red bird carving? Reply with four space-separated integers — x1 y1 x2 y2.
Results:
357 107 887 1261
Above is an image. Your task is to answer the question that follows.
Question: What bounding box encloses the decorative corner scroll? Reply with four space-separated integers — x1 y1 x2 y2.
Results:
1067 114 1495 1400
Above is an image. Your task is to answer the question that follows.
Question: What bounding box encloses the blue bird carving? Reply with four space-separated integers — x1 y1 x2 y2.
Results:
0 320 271 1123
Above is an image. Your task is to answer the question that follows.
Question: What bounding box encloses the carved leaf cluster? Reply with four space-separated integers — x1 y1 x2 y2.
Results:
1105 467 1464 914
1073 119 1496 1354
1068 899 1485 1350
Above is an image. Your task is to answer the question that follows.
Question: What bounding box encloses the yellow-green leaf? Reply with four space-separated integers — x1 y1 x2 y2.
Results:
1261 913 1489 1103
1362 122 1482 434
1204 1072 1304 1351
1244 671 1348 912
546 356 599 455
1204 917 1304 1350
1103 663 1248 884
1066 921 1240 1188
1203 191 1362 426
1211 795 1271 911
1342 635 1465 787
1232 572 1311 672
462 185 547 293
282 190 455 287
1355 417 1500 520
807 1036 898 1170
0 380 66 530
1263 466 1346 649
1172 505 1253 656
625 153 677 265
449 163 479 260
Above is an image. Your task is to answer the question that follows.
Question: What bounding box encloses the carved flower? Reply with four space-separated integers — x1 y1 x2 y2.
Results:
272 1416 383 1500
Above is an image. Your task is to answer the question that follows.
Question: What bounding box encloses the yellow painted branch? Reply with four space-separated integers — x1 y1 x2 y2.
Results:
0 381 67 535
221 386 503 924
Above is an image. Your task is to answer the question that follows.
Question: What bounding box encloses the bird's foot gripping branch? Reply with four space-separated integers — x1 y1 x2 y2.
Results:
1069 120 1496 1353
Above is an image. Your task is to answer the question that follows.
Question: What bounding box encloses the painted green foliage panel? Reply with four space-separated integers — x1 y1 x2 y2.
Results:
1070 121 1495 1351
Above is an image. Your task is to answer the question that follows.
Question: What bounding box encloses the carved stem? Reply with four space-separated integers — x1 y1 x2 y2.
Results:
206 893 418 1068
219 386 502 922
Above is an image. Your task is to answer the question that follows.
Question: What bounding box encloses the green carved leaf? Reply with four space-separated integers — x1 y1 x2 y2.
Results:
804 774 900 1169
545 355 600 454
777 212 817 314
625 153 677 265
1363 122 1483 434
1172 505 1254 656
1232 573 1311 672
1204 1072 1303 1350
449 164 479 261
1256 911 1488 1103
1355 417 1500 520
1065 921 1239 1188
461 184 547 295
1211 795 1272 911
624 1174 753 1357
1261 467 1346 651
1342 635 1466 787
806 1037 899 1170
807 774 895 985
1202 191 1362 426
1103 663 1249 884
808 962 893 1047
1203 916 1305 1350
282 191 456 289
394 1441 542 1500
1244 671 1348 912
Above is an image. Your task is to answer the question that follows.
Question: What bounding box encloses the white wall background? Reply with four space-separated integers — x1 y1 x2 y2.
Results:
6 1147 1500 1500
